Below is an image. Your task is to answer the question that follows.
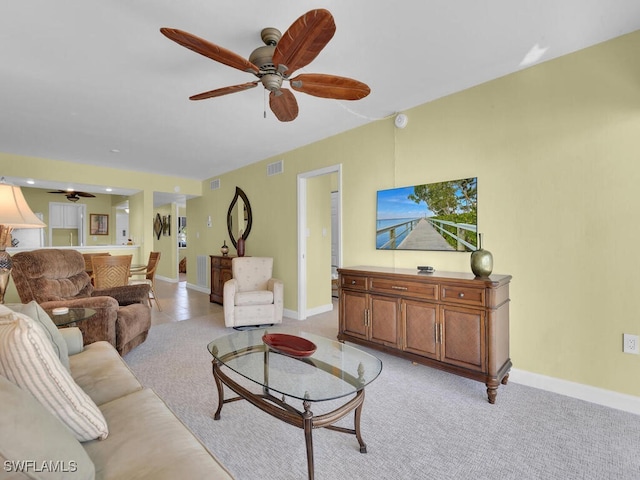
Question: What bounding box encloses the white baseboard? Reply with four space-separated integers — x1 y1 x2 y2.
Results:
185 282 209 294
282 303 334 321
156 275 178 284
510 368 640 416
305 303 334 317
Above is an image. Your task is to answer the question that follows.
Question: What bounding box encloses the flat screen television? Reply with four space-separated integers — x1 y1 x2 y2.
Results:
376 177 477 251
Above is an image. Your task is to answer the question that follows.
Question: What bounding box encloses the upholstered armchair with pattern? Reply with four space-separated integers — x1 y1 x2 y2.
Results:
11 249 152 355
223 257 284 328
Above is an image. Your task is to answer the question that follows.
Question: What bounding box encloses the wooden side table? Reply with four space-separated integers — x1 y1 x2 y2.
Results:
209 255 235 304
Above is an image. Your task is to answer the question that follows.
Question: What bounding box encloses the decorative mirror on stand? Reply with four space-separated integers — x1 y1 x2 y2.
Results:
227 187 252 249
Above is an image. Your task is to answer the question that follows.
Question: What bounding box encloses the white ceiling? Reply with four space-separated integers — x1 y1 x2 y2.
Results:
2 1 640 188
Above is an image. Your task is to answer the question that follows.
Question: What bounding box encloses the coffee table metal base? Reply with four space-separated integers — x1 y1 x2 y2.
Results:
212 358 367 480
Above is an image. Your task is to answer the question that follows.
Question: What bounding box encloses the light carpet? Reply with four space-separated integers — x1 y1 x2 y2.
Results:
124 311 640 480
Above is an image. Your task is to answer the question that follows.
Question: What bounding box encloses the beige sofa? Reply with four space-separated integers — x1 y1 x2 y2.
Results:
0 303 233 480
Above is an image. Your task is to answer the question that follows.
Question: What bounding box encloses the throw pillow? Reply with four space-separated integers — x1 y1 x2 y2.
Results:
2 302 71 371
0 375 96 480
0 311 109 442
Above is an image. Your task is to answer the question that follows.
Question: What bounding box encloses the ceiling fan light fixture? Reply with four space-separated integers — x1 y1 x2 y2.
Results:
248 45 276 69
261 73 283 92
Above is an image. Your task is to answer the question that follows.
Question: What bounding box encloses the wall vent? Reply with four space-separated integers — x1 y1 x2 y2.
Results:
267 160 284 176
210 178 221 190
196 255 208 287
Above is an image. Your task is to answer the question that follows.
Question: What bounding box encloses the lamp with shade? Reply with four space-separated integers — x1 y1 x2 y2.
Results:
0 179 46 303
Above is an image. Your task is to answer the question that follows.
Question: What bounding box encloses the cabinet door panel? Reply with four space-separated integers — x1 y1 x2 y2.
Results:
440 305 486 372
403 300 438 359
63 205 79 228
370 295 399 347
341 290 368 339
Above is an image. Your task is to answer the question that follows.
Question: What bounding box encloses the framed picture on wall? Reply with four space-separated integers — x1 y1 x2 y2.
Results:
376 177 477 251
90 214 109 235
153 213 163 240
162 215 171 236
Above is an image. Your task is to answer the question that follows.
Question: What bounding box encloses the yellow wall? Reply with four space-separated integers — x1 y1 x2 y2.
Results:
2 31 639 398
187 31 640 397
0 155 200 275
16 187 130 247
153 204 176 279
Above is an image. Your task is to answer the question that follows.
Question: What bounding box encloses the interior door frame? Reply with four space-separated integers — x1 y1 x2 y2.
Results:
297 164 342 320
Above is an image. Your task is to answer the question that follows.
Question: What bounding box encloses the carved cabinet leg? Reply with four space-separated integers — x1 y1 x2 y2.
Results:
486 383 498 404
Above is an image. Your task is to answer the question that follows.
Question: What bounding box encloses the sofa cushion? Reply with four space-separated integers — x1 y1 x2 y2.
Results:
0 311 109 442
3 302 70 371
83 388 234 480
70 341 143 407
60 327 84 356
232 257 273 292
0 375 96 480
235 290 274 306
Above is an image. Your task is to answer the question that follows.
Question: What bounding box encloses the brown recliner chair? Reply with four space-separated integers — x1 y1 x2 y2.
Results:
11 249 152 355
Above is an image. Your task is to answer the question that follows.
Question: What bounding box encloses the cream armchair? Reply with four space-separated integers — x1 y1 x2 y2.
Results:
223 257 283 328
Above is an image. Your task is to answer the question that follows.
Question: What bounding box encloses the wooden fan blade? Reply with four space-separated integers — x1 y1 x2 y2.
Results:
272 9 335 76
269 89 299 122
48 189 95 198
289 74 370 100
160 28 259 75
190 82 259 101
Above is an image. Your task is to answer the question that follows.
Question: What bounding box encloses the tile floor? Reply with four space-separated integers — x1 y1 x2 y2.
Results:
149 277 339 330
150 278 223 326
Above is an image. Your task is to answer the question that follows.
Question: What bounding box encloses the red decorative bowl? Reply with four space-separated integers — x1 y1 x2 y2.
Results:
262 333 317 358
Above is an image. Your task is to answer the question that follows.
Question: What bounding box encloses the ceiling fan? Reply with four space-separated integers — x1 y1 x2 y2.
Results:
48 190 96 202
160 8 370 122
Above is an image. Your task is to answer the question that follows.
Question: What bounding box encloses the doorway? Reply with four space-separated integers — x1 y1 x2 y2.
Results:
297 165 342 320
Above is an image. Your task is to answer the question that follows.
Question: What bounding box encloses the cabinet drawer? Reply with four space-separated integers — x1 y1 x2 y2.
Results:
211 256 234 268
440 284 485 307
370 277 438 300
341 275 367 291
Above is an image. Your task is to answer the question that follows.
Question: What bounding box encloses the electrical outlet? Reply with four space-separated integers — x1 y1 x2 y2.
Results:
623 334 639 354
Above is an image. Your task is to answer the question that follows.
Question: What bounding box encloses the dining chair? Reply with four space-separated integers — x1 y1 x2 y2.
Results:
129 251 162 310
92 254 132 289
82 252 111 284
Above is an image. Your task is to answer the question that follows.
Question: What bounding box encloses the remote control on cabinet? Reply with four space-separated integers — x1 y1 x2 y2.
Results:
417 266 435 273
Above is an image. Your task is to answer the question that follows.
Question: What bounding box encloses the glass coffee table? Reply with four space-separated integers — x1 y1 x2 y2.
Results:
208 327 383 480
46 307 97 327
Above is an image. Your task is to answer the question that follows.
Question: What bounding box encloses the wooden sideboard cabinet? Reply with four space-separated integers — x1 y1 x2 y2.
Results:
209 255 235 305
338 266 512 403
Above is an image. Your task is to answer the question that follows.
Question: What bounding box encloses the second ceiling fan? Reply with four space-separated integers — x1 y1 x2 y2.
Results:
160 8 370 122
48 190 96 202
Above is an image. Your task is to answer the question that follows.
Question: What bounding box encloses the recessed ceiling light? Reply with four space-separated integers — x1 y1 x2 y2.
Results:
106 188 113 192
26 179 35 185
110 149 120 154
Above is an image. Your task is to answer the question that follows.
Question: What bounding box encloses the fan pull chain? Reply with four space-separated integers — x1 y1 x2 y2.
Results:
264 89 267 119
